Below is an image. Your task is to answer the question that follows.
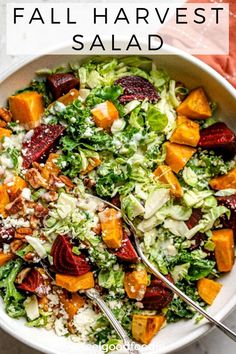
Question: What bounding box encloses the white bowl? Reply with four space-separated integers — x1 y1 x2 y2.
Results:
0 46 236 354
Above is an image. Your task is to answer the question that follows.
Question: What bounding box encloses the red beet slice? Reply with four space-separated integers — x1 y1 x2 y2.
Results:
198 122 236 158
186 209 202 230
189 233 207 251
186 209 206 250
0 225 15 245
18 269 44 294
115 76 159 103
217 194 236 235
47 73 80 99
142 275 174 310
114 231 138 263
51 235 90 276
22 124 65 169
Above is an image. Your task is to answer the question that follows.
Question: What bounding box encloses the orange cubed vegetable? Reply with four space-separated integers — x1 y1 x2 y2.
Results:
0 128 12 141
91 101 119 129
55 272 94 292
9 91 44 129
99 208 123 248
6 176 27 200
210 167 236 190
124 269 148 301
154 165 183 197
170 116 200 147
197 278 222 305
0 185 10 217
165 142 196 173
211 229 235 272
41 153 60 180
81 157 101 175
0 252 14 266
57 89 79 106
132 314 165 345
59 291 85 320
176 87 212 119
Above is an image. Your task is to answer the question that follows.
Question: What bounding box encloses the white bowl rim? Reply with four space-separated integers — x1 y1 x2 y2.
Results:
0 43 236 354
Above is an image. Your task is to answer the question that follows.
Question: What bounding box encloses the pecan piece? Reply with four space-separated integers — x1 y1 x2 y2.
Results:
16 227 33 235
5 196 25 215
30 215 40 229
34 204 48 218
58 175 74 188
0 120 7 128
11 239 24 253
0 107 12 122
25 168 48 189
42 191 58 202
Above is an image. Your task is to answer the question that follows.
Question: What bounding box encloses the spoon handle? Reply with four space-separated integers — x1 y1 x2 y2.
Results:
132 232 236 342
92 196 236 342
85 288 140 354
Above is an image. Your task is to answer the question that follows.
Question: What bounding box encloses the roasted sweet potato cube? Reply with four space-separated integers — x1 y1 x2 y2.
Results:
197 278 222 305
57 88 79 105
59 291 85 320
6 176 28 200
212 229 235 272
0 128 12 141
176 87 212 119
81 157 101 175
210 167 236 190
0 185 10 217
124 269 148 301
9 91 44 129
0 252 14 266
165 142 196 173
99 208 123 248
132 314 165 344
91 101 119 129
170 115 200 147
154 165 183 197
55 272 94 292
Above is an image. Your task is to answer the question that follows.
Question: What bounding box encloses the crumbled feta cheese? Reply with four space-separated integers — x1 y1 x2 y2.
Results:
0 155 14 169
3 244 10 254
22 188 31 201
83 127 93 137
54 317 69 336
54 102 66 113
73 306 99 341
23 130 34 142
47 293 60 306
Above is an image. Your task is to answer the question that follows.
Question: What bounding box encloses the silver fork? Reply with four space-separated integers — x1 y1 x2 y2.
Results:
86 288 140 354
95 196 236 342
39 262 140 353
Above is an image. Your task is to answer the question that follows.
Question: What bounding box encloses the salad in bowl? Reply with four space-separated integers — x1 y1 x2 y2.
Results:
0 56 235 350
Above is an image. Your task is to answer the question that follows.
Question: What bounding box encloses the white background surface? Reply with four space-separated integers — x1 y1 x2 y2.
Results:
0 0 236 353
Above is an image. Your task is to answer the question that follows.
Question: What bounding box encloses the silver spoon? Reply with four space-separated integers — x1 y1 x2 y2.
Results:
95 197 236 342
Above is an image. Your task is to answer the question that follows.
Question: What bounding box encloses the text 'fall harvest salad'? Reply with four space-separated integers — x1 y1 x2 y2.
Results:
0 56 235 349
